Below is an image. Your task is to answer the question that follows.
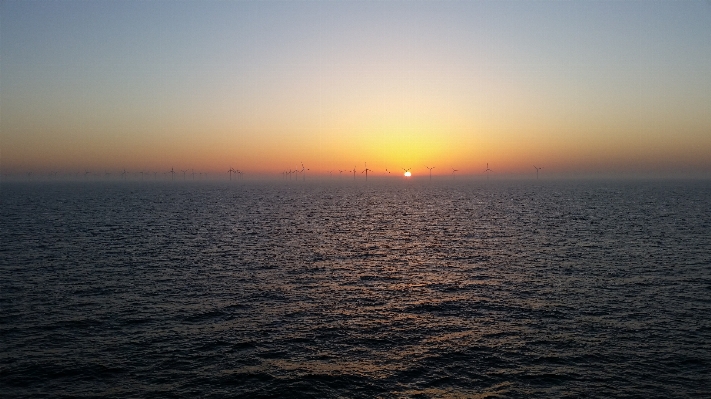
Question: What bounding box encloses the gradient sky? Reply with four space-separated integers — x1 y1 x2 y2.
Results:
2 1 711 178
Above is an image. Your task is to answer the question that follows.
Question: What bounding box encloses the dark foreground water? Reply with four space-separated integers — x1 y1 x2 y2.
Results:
1 180 710 398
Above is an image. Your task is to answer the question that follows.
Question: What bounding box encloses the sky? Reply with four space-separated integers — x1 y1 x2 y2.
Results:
2 0 711 179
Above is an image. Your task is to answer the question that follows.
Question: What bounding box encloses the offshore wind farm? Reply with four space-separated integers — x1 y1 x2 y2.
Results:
2 1 711 398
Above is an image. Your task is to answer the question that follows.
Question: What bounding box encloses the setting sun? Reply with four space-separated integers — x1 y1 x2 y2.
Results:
404 171 412 177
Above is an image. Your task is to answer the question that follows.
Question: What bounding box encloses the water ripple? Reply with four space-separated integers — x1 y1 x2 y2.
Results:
1 180 710 397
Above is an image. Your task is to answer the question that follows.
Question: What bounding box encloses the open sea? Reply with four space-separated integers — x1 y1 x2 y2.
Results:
1 179 710 398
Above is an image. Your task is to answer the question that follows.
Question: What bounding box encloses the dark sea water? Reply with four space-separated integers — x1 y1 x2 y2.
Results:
1 179 710 398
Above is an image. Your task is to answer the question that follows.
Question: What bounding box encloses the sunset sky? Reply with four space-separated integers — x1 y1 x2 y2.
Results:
2 1 711 178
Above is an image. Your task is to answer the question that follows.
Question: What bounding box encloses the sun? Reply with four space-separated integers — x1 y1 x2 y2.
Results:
404 171 412 177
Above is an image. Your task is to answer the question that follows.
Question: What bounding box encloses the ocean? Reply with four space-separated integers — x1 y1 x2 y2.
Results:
1 179 710 397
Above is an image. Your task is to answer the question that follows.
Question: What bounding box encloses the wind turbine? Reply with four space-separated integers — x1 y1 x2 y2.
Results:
300 163 308 181
228 167 235 181
426 166 435 181
181 169 188 180
485 163 493 180
362 162 372 181
339 170 345 180
533 165 543 180
351 166 357 180
169 167 175 181
451 168 458 179
121 169 127 180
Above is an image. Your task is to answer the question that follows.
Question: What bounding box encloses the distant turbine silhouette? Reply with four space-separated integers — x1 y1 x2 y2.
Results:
181 169 188 180
385 168 391 174
351 166 357 180
301 163 308 181
362 162 372 181
338 169 345 179
228 167 236 181
169 167 175 181
485 163 493 180
121 169 127 180
533 165 543 180
451 168 458 179
426 166 435 180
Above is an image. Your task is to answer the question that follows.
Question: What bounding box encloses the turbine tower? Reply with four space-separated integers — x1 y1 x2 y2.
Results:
451 168 458 179
228 167 236 181
533 165 543 180
362 162 372 181
426 166 435 181
169 167 175 181
301 163 308 181
351 166 357 180
485 163 493 180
